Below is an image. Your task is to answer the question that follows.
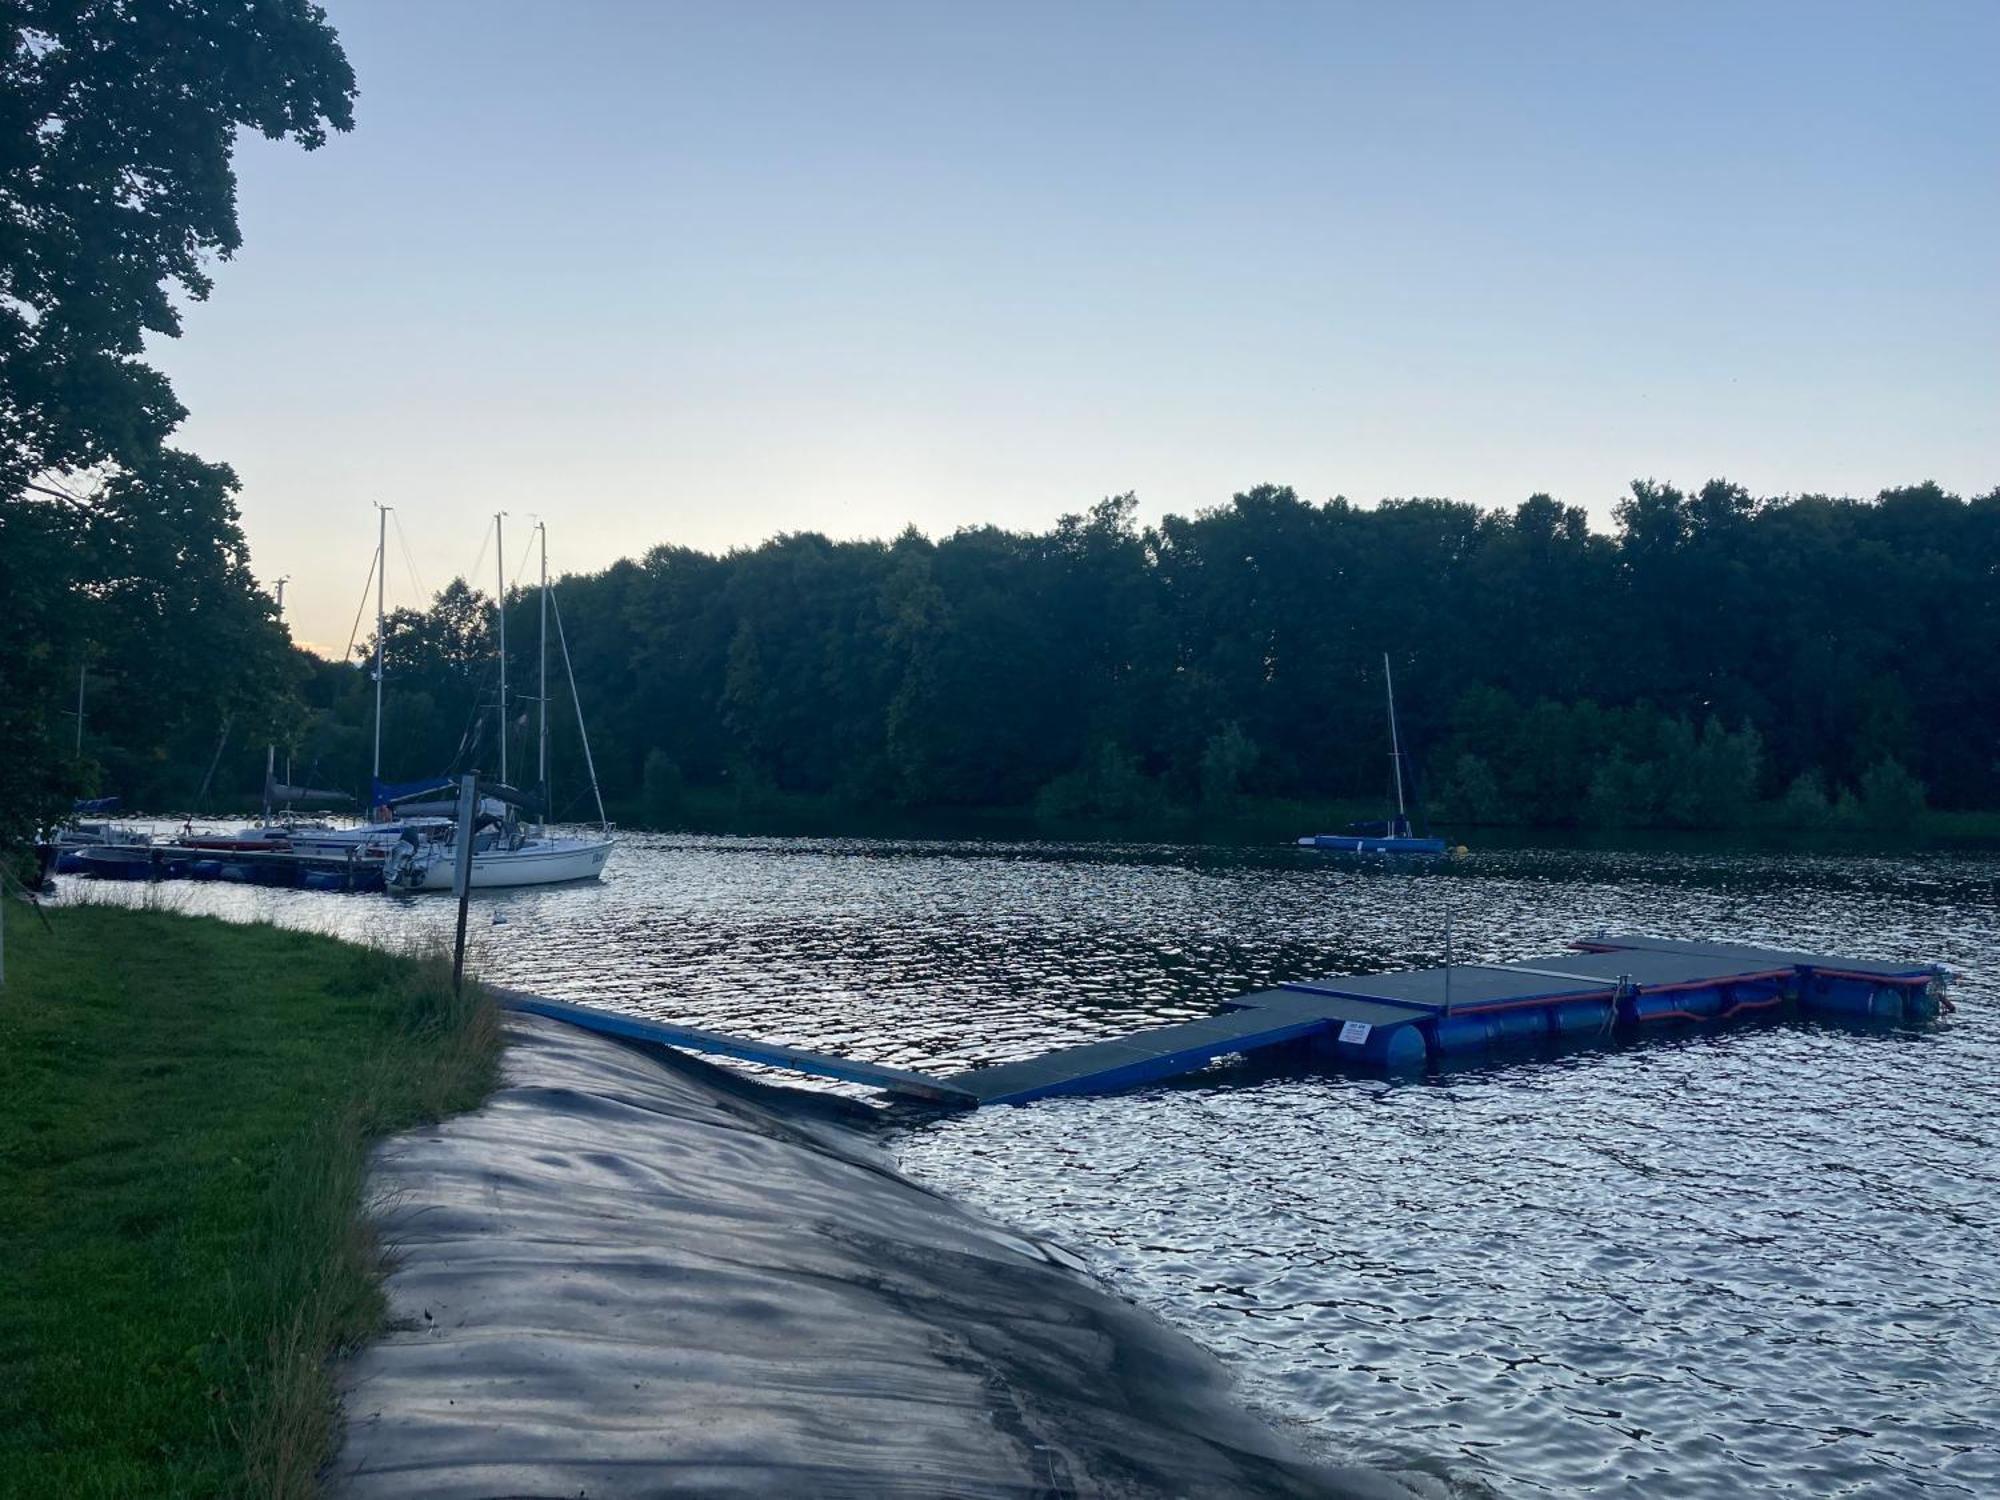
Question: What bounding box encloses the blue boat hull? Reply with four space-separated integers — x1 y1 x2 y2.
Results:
1298 834 1448 855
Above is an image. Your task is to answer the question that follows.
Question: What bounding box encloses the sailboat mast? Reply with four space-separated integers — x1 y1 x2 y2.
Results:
537 522 548 810
266 577 287 820
74 659 85 755
372 505 387 787
1384 652 1408 822
494 512 508 786
549 586 608 832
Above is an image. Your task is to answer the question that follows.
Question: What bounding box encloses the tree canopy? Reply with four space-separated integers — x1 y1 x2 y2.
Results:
250 478 1997 834
0 0 354 852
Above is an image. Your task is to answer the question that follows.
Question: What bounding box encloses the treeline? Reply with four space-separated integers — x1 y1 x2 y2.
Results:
232 478 1998 834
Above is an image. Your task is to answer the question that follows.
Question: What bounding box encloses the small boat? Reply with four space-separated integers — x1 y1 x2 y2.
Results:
1298 654 1450 856
44 798 154 873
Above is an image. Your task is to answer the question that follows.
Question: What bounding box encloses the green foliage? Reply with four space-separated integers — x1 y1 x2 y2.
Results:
1034 742 1162 824
0 905 496 1497
1436 752 1505 825
0 1 355 497
1197 722 1258 810
1775 769 1835 829
48 471 2000 835
1857 756 1927 830
1586 752 1657 829
1690 717 1764 827
0 3 354 851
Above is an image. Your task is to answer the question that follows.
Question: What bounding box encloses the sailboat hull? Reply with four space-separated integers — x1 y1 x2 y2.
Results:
394 836 615 891
1298 834 1448 855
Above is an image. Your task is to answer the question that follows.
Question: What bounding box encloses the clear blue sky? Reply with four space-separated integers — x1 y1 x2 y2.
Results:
150 0 1998 653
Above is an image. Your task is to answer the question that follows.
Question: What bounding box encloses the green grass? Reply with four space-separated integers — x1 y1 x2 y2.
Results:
0 901 500 1498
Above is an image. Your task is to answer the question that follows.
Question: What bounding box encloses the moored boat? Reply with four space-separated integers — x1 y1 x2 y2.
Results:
1298 654 1455 856
382 517 616 893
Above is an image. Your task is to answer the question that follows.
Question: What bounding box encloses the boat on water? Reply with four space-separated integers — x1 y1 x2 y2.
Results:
1298 654 1452 856
49 511 616 896
384 822 614 889
384 515 616 893
52 798 150 851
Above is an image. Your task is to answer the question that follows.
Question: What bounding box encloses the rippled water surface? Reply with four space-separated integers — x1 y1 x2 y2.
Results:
66 833 2000 1497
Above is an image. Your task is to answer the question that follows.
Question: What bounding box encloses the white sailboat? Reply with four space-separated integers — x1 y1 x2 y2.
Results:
384 517 615 892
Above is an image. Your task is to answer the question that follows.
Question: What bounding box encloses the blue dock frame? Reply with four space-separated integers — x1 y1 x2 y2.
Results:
507 935 1947 1109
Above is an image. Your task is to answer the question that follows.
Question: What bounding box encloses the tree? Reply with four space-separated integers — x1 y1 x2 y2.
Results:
1775 769 1834 829
1198 722 1258 811
0 2 355 855
1857 757 1927 831
1 1 356 496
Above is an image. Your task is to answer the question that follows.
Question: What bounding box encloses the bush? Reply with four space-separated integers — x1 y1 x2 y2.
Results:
1197 722 1258 812
1775 769 1834 828
1857 756 1927 830
1034 742 1161 823
1436 752 1505 824
1585 752 1657 828
1690 717 1762 827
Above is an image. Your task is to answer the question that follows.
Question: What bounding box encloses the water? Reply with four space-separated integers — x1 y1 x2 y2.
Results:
60 833 2000 1497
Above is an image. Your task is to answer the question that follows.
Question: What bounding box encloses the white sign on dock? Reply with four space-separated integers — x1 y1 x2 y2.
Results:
1337 1020 1372 1044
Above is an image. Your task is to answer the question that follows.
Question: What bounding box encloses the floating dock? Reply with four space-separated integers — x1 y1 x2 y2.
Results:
507 934 1948 1110
51 841 388 891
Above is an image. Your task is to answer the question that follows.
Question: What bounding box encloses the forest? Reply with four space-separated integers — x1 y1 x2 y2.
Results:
108 475 1998 838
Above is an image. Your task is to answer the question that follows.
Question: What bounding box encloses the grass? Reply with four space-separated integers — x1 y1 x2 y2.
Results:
0 900 500 1498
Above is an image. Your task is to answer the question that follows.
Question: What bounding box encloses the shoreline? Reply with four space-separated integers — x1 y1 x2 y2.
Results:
331 1010 1435 1499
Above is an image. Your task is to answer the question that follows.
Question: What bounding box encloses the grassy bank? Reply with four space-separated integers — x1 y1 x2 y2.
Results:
0 902 500 1498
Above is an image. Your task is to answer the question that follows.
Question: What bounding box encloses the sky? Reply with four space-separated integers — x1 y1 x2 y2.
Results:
149 0 1999 655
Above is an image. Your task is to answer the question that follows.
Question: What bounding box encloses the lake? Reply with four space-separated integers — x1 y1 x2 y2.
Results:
58 832 1999 1498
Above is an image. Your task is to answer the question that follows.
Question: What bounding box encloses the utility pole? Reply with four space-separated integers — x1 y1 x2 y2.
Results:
451 773 477 993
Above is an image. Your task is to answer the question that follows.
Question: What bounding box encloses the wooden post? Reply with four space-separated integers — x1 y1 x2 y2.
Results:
451 773 477 994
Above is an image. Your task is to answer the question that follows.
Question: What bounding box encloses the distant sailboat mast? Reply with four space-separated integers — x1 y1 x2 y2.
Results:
494 511 508 788
263 576 288 821
537 521 549 819
372 503 389 789
1384 651 1409 836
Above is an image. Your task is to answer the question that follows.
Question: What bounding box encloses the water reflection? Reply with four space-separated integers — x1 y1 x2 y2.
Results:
62 834 2000 1496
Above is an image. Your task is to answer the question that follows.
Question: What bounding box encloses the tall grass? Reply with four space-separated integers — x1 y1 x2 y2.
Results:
0 908 502 1498
238 937 500 1497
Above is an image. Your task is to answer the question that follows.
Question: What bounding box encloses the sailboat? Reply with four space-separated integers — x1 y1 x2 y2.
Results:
383 516 615 891
178 513 430 863
1297 654 1449 855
